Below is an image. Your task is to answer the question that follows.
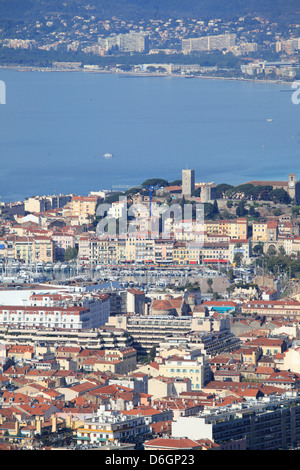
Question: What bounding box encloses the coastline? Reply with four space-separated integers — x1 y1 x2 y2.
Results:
0 64 293 86
0 61 295 202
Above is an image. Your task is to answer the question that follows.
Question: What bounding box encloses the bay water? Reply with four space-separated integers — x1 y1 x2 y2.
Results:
0 68 299 202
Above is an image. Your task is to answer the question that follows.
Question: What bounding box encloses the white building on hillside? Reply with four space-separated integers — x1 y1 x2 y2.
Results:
0 288 110 329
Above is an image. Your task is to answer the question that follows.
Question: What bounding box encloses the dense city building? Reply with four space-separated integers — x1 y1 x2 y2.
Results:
1 0 300 450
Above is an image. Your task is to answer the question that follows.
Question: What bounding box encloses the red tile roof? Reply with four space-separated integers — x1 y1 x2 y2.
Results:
144 437 202 449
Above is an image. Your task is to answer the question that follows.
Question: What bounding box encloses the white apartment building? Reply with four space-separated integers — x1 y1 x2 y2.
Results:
158 354 211 390
107 199 127 219
182 34 236 52
98 31 149 53
0 289 110 330
75 405 150 446
172 394 300 450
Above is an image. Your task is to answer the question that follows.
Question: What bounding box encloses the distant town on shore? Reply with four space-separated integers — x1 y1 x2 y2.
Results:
1 4 300 82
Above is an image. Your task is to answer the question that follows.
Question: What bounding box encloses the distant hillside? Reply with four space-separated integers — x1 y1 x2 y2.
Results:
1 0 300 23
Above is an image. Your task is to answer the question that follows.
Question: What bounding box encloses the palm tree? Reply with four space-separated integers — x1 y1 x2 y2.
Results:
207 277 213 293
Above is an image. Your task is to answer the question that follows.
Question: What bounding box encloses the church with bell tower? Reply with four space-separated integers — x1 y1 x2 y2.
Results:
288 173 296 200
246 173 300 204
287 173 300 203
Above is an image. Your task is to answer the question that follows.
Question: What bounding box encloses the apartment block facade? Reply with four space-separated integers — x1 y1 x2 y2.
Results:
182 34 236 52
0 291 110 330
75 406 150 446
172 394 300 450
158 354 211 390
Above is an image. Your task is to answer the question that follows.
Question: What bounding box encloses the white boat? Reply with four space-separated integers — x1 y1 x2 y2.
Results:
30 273 47 282
102 153 113 159
267 118 273 122
19 270 29 278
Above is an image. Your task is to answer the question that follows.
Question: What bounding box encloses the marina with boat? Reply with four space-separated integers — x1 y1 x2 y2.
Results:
0 259 252 296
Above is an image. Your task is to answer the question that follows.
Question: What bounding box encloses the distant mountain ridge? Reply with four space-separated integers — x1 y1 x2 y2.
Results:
0 0 300 23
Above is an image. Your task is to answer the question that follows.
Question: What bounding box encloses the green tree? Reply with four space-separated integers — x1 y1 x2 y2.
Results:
141 178 169 188
212 291 223 300
64 247 78 261
168 179 182 186
146 66 157 72
233 252 243 267
253 242 264 255
204 202 219 219
104 192 124 204
248 205 259 217
140 346 157 364
215 183 234 198
270 188 291 204
273 208 283 216
267 245 277 256
212 199 219 216
149 346 157 362
192 187 201 197
236 200 247 217
118 64 133 71
292 205 300 216
124 187 141 196
206 277 213 293
227 267 235 281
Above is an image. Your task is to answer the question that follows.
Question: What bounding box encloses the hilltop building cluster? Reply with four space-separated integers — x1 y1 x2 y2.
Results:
0 171 299 268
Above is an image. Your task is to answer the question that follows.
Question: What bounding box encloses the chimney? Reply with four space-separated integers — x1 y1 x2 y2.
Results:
15 420 19 435
36 417 42 435
52 415 57 433
66 414 72 428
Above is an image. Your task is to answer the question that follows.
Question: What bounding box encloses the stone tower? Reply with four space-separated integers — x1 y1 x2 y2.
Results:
182 169 195 197
288 173 296 200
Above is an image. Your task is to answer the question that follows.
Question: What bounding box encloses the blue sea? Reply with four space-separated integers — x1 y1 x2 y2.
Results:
0 68 299 202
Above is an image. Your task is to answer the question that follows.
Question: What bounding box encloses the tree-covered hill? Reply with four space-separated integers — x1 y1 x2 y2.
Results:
1 0 300 23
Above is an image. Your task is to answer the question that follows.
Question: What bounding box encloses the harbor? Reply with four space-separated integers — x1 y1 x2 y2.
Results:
0 259 252 296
